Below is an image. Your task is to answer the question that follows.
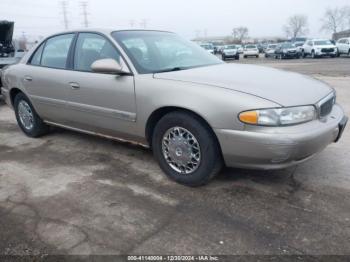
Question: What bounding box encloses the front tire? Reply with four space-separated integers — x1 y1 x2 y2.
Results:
152 111 223 187
311 50 316 59
14 93 49 138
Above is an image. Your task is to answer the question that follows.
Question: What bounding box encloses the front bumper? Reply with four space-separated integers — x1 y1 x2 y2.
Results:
215 104 347 170
315 50 337 56
244 51 259 56
223 53 238 57
283 52 299 58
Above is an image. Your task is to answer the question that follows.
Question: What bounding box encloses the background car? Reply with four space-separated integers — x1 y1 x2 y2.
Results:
200 43 214 54
302 39 337 58
236 44 244 54
264 44 278 58
0 20 26 95
274 42 299 59
243 44 259 58
294 41 305 56
221 45 240 60
257 43 264 53
336 38 350 56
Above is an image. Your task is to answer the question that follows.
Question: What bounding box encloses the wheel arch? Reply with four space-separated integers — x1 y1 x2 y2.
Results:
9 87 24 107
145 106 223 156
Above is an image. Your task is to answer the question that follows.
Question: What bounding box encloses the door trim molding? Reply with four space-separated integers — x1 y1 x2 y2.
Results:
44 120 149 148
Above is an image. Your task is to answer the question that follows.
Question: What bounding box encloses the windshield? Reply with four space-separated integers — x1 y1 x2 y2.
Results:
113 31 221 74
245 45 256 49
200 44 213 50
224 45 236 49
282 43 295 48
268 44 277 49
314 40 332 46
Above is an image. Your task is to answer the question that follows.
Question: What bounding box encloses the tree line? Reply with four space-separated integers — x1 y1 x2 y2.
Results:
232 6 350 42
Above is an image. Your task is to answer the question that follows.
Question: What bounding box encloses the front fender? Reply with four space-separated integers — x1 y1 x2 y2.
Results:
134 75 279 137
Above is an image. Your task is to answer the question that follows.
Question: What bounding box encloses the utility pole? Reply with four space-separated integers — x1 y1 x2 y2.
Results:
80 1 90 28
140 19 148 29
59 1 69 30
129 19 135 28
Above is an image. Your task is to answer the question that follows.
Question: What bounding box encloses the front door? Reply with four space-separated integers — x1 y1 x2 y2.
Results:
63 33 137 139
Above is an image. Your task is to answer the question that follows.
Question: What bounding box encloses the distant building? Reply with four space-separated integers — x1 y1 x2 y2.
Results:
192 36 233 44
333 29 350 40
192 35 282 44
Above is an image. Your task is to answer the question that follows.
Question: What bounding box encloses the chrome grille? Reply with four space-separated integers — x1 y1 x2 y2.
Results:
318 94 336 118
321 48 334 53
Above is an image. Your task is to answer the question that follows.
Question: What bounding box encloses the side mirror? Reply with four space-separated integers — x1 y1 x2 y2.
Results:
91 58 130 75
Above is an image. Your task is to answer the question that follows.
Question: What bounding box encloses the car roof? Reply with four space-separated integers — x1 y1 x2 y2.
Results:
46 28 174 37
310 39 331 41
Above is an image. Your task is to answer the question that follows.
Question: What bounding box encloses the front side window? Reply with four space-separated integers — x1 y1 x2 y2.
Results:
41 34 74 69
74 33 121 72
112 31 221 74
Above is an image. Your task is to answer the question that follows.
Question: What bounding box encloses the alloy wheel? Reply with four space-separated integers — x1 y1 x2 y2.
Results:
18 100 34 130
162 127 201 174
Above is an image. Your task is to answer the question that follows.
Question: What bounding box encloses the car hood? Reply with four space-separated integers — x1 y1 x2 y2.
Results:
0 21 14 42
315 45 336 49
154 63 332 107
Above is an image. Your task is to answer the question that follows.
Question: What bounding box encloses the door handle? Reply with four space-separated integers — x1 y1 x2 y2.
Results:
69 82 80 90
24 76 33 82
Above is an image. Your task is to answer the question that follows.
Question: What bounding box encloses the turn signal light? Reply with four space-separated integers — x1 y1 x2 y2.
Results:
239 111 258 124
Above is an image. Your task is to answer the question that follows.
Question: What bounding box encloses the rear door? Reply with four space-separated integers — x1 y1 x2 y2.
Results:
63 32 137 139
22 33 75 123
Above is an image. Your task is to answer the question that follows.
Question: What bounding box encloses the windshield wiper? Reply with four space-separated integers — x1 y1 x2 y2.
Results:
153 67 187 74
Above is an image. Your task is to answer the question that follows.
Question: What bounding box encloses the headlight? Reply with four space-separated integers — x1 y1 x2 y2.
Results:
239 105 316 126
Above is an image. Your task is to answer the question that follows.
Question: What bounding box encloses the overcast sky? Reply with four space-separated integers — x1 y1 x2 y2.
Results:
1 0 349 40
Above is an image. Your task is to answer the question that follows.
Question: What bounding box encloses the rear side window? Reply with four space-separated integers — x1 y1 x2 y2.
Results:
74 33 120 72
30 44 44 65
41 34 74 69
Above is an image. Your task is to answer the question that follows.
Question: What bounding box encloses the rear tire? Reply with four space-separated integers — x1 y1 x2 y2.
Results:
14 93 49 138
152 111 223 187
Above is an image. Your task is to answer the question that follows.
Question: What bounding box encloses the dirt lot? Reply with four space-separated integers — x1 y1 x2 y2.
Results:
0 57 349 258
